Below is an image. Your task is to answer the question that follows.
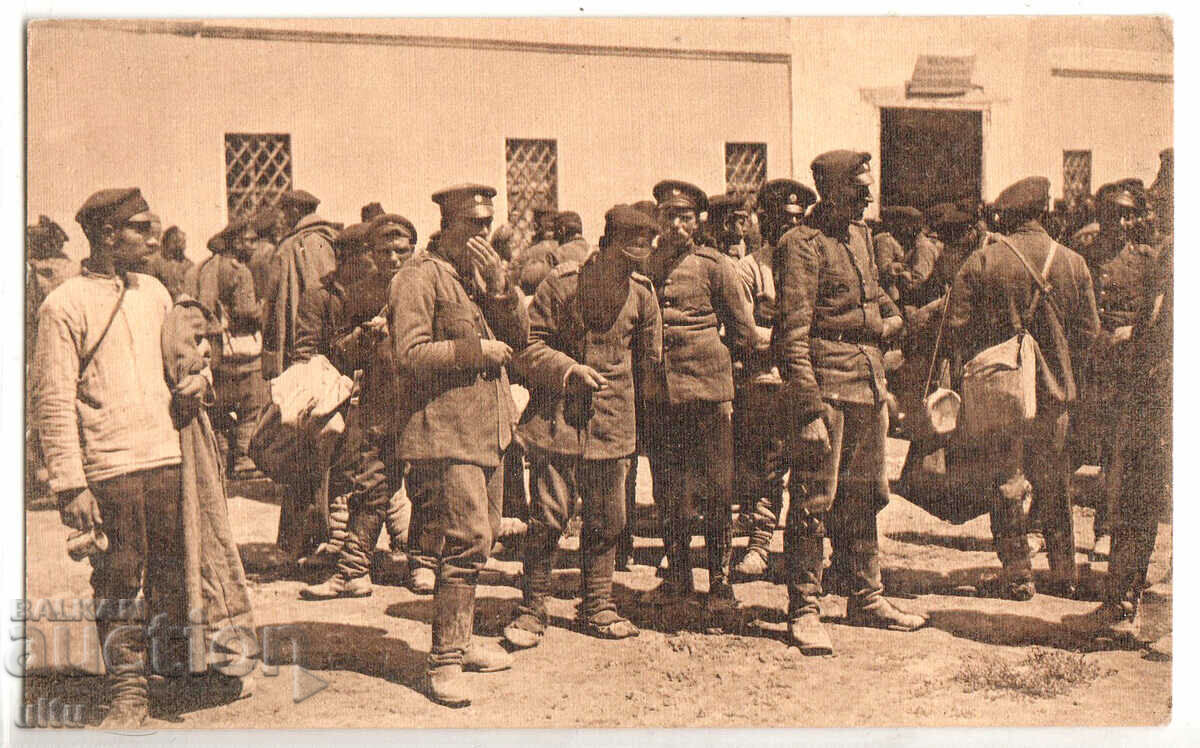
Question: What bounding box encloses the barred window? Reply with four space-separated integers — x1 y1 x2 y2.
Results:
725 142 767 200
225 133 293 220
506 138 558 247
1063 150 1092 206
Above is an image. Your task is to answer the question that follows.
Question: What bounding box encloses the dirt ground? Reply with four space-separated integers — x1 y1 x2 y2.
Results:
22 458 1171 729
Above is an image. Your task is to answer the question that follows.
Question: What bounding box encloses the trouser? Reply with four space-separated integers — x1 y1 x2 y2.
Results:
1015 410 1077 583
210 365 267 476
89 465 190 687
502 441 530 523
644 401 735 594
733 380 787 554
330 430 400 579
406 460 503 584
617 452 640 565
520 452 631 620
787 401 890 596
276 460 324 558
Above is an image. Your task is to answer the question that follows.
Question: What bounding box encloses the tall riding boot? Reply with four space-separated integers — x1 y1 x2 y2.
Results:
1043 529 1079 598
845 540 926 631
703 511 739 633
989 534 1036 601
785 530 832 655
1106 526 1157 641
98 618 149 728
425 575 476 708
503 524 555 649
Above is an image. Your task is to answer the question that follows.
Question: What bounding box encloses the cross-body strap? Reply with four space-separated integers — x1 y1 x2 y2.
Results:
78 279 127 380
994 234 1059 328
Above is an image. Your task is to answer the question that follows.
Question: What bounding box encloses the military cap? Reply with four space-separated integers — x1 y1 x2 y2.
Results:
880 206 924 231
707 193 750 221
206 218 249 253
368 213 417 245
652 180 708 213
361 202 385 223
927 202 973 230
811 151 873 187
631 200 658 218
555 210 583 235
432 183 497 219
758 179 817 215
75 188 151 234
280 189 320 210
603 204 659 263
1096 181 1139 210
332 222 372 255
992 176 1050 213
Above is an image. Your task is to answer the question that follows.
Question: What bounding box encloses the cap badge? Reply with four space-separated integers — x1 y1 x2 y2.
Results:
474 194 483 204
672 188 681 196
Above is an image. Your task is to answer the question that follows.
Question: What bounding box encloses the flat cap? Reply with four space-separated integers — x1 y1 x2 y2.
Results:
653 180 708 213
76 188 151 233
361 202 385 222
880 206 924 230
758 179 817 215
811 151 873 187
927 202 973 230
992 176 1050 213
555 210 583 235
333 222 372 254
432 183 497 219
368 213 417 245
707 193 750 220
280 189 320 209
207 218 250 253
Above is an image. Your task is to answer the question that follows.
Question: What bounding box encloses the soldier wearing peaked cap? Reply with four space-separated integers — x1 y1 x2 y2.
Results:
389 183 529 708
706 193 750 259
728 178 815 579
948 176 1100 599
502 205 662 649
640 179 758 632
773 151 925 655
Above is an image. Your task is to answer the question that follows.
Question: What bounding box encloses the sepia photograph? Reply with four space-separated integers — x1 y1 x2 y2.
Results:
17 13 1174 733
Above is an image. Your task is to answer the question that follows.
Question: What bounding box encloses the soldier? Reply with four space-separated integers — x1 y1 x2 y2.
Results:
32 188 216 727
553 210 591 266
640 179 758 632
143 226 193 301
247 207 281 306
874 206 938 308
731 179 816 578
516 207 560 287
706 192 751 259
948 176 1101 598
184 219 264 478
366 212 418 273
390 184 528 708
774 151 925 655
502 204 662 648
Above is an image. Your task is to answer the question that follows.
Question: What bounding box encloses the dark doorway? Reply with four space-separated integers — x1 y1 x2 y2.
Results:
880 108 982 211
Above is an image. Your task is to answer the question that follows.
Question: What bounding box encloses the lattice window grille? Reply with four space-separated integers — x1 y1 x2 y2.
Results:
1063 150 1092 205
506 138 558 248
725 142 767 200
225 133 293 220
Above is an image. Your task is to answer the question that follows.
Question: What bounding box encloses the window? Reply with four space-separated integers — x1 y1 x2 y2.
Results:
1063 150 1093 206
725 142 767 200
225 133 293 220
505 138 558 247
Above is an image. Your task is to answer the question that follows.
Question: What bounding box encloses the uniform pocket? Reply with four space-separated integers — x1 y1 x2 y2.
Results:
433 299 481 341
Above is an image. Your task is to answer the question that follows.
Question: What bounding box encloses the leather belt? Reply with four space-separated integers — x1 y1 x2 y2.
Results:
811 327 880 347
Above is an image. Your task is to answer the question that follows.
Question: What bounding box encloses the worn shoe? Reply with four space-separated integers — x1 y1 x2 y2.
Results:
462 640 514 672
502 611 546 650
975 572 1036 602
701 584 743 634
788 609 833 656
846 594 927 632
580 609 639 640
408 566 436 595
733 547 769 578
299 573 372 600
425 665 471 708
99 697 148 730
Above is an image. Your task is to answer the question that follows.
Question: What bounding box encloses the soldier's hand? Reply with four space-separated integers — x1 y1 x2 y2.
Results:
566 364 608 394
799 416 831 453
174 373 210 402
58 488 102 531
362 315 388 340
480 339 513 367
467 236 506 294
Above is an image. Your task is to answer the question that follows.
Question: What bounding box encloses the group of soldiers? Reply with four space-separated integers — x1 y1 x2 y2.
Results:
28 145 1172 718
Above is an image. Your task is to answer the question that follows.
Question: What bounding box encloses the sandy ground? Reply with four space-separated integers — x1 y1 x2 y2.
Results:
21 458 1171 729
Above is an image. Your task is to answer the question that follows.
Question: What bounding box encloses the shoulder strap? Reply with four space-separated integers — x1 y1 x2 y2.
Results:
994 234 1058 327
79 279 127 380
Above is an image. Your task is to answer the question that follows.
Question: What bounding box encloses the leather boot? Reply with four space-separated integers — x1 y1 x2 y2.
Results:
299 572 372 600
1043 529 1079 598
845 540 926 631
702 514 741 633
503 525 554 649
425 575 476 708
983 534 1036 601
1102 526 1156 642
785 531 832 655
643 532 695 604
99 620 149 729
